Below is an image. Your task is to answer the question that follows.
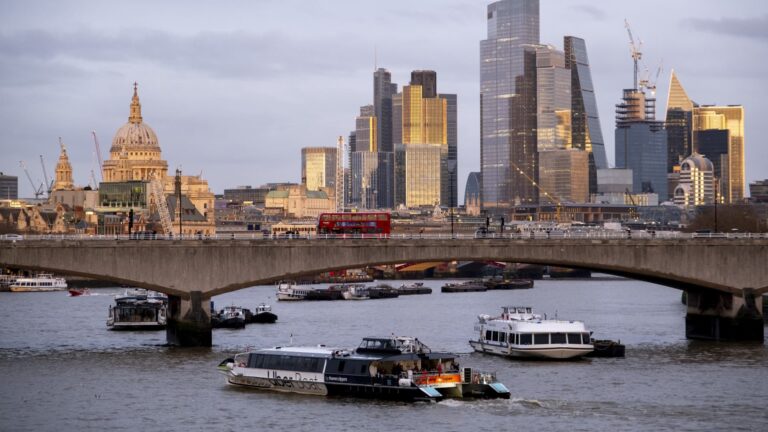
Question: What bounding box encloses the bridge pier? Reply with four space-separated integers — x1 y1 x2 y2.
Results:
166 291 212 347
685 289 764 342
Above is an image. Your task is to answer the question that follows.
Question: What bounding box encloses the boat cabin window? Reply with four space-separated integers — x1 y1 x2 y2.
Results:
326 359 370 376
359 339 395 350
583 333 591 344
485 330 492 341
550 333 566 344
533 333 549 345
508 334 515 344
519 334 532 345
249 354 325 373
567 333 582 344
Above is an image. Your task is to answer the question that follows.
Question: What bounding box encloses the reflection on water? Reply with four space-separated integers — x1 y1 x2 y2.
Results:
0 279 766 432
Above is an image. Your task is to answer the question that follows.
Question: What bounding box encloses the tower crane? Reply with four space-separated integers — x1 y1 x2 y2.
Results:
19 161 45 199
624 19 643 91
509 160 567 223
92 131 103 182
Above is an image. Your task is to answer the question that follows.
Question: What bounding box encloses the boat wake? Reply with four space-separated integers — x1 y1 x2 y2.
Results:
437 397 547 410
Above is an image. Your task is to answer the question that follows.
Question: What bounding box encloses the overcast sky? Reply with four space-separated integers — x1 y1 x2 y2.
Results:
1 0 766 200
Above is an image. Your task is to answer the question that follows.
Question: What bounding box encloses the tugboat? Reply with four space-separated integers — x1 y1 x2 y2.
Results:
107 289 167 330
247 303 278 324
213 306 247 329
470 306 594 360
219 335 510 401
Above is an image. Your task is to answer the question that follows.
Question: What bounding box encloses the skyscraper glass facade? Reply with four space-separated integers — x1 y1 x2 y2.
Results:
664 71 694 173
440 93 458 207
564 36 608 195
693 106 745 203
301 147 337 191
480 0 540 211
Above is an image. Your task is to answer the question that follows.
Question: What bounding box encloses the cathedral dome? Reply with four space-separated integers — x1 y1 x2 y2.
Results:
110 83 160 152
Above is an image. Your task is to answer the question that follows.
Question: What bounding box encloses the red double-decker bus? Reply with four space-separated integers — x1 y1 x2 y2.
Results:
317 212 391 235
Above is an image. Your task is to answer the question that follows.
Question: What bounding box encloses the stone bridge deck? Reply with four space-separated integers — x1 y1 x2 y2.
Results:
2 237 766 345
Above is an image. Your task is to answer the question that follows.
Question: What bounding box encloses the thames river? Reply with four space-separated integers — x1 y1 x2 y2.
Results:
1 278 766 432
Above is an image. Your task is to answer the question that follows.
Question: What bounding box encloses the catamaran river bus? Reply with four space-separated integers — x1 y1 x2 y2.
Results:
220 336 510 402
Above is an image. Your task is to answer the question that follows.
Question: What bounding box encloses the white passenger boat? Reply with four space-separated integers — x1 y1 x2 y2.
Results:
276 281 314 301
9 274 67 292
469 306 594 360
219 336 510 401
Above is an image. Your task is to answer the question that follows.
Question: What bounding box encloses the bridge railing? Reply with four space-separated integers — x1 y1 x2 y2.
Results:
2 231 767 242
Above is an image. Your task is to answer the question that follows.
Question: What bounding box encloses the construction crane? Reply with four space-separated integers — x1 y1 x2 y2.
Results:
509 160 567 223
92 131 103 181
40 153 53 198
624 19 643 91
19 161 45 199
642 60 664 97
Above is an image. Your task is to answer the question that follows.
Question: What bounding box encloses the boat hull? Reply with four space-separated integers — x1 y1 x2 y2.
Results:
10 286 67 292
214 318 246 329
108 322 166 331
470 340 593 360
249 312 278 324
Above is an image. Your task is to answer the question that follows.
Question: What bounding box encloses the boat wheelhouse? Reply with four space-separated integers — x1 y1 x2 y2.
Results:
469 306 594 360
220 336 510 402
247 303 278 324
276 281 314 301
9 274 67 292
107 289 167 330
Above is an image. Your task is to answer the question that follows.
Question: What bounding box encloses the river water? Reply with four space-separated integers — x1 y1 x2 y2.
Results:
1 278 766 432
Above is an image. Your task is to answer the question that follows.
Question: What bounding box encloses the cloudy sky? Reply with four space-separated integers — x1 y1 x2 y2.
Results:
1 0 766 200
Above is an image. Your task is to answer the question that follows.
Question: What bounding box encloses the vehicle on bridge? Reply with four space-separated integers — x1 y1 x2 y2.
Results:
220 335 510 401
470 306 594 360
317 212 391 235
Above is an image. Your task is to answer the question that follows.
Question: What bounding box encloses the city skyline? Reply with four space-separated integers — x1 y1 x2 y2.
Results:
1 0 766 200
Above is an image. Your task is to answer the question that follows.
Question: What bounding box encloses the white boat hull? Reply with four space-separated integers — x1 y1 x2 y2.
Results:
470 340 593 360
10 286 66 292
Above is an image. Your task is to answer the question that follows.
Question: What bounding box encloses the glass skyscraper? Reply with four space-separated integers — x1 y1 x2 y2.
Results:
564 36 608 195
480 0 540 211
665 70 695 173
693 106 745 203
301 147 337 191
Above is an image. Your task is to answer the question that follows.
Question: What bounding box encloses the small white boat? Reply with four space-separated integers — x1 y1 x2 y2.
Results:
469 306 594 360
341 284 369 300
9 274 67 292
276 281 314 301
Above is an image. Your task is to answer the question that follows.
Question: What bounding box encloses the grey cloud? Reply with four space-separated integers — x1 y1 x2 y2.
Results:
686 14 768 40
0 28 371 82
569 5 607 21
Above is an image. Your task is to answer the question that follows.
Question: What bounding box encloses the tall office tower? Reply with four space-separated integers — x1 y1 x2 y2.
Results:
373 69 397 208
350 151 380 209
411 70 437 98
564 36 608 195
392 92 406 207
401 83 448 207
536 45 587 204
665 70 695 173
615 87 668 200
693 106 745 203
0 172 18 200
480 0 540 211
374 69 396 153
301 147 337 191
440 93 458 207
355 105 377 152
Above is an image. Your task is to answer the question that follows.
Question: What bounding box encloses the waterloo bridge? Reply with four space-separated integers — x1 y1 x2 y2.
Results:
1 234 767 346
